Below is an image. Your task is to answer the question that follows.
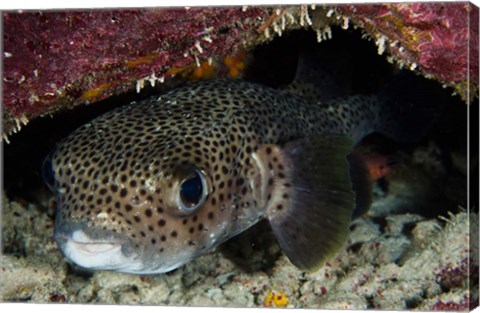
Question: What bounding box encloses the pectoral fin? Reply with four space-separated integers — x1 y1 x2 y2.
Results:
256 135 370 271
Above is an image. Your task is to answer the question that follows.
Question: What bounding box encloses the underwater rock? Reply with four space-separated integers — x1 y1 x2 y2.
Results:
2 7 273 139
334 2 479 103
3 3 478 140
0 195 68 303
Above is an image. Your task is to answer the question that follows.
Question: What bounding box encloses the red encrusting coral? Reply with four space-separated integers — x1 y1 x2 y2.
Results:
2 3 479 139
2 7 273 136
435 257 478 290
432 295 473 311
335 2 478 102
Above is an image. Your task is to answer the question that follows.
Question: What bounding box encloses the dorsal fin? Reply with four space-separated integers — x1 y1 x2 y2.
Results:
284 49 352 102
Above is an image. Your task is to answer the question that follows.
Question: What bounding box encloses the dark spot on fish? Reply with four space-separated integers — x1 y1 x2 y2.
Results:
120 188 128 197
145 208 152 217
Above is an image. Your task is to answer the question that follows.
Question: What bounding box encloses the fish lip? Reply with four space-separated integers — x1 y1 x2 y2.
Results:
55 228 121 248
67 238 121 255
55 229 140 271
55 230 191 274
59 230 124 259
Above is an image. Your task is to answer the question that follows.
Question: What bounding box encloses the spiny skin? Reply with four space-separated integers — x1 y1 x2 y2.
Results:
49 79 380 274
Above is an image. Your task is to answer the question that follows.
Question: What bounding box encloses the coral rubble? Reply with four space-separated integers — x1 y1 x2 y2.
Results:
1 192 477 309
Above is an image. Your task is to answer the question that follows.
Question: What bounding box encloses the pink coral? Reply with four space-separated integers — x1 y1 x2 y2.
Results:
335 2 478 102
2 4 478 139
3 8 273 135
432 296 474 311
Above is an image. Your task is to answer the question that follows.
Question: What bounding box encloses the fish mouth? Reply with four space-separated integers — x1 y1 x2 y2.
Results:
55 229 144 273
54 227 189 274
65 234 121 256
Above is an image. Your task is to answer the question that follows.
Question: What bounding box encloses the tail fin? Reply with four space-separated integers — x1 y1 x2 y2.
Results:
374 71 443 143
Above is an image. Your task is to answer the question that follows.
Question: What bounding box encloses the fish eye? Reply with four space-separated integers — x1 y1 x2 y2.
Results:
42 150 56 191
177 169 208 213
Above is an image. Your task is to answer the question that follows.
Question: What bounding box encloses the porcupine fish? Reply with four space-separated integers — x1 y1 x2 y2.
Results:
43 56 438 274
